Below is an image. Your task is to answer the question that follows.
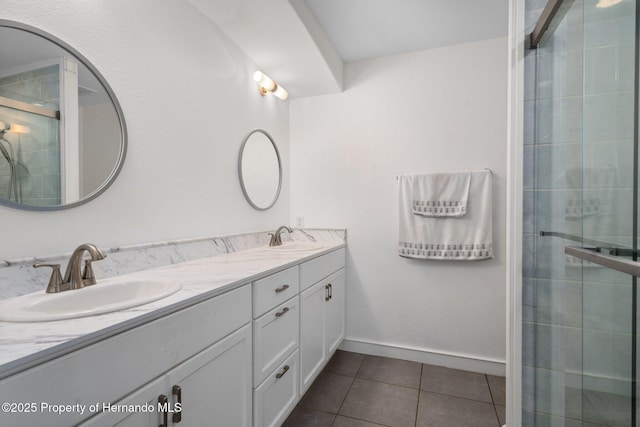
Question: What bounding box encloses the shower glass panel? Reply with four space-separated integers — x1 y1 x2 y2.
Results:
527 0 638 425
0 64 61 206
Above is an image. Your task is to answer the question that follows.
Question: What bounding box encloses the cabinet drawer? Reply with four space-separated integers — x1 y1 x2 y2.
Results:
254 296 299 386
253 266 299 317
254 350 299 427
300 247 345 291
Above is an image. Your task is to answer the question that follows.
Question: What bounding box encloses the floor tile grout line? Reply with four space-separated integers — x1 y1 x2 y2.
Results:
302 352 502 426
418 388 496 405
415 363 424 427
332 355 365 420
333 414 395 427
485 374 501 426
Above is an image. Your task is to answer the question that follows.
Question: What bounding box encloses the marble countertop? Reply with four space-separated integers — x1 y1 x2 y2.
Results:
0 241 345 380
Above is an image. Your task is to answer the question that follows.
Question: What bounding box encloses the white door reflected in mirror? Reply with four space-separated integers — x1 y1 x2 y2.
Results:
238 129 281 210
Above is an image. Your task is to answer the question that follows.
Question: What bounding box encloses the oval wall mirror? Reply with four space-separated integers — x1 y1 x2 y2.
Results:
238 129 282 210
0 20 127 211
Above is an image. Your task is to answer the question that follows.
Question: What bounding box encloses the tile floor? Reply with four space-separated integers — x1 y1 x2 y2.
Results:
283 350 505 427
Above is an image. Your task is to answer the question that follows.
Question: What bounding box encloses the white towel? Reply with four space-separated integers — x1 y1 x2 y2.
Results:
398 170 493 260
412 172 471 217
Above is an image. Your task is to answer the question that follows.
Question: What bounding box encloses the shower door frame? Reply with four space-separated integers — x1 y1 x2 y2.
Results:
506 0 526 426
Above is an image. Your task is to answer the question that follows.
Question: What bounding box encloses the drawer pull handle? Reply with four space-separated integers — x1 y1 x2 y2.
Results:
328 283 332 300
325 284 330 301
158 394 168 427
275 307 289 318
276 365 290 379
172 385 182 423
275 284 290 293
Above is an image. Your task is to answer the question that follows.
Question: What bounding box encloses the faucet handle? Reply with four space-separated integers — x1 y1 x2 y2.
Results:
33 263 64 293
82 259 97 286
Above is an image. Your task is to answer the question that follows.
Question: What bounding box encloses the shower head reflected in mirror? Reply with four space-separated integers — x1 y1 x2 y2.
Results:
0 122 10 137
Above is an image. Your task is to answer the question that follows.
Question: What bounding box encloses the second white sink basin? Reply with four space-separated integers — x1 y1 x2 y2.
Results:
265 242 323 252
0 277 182 322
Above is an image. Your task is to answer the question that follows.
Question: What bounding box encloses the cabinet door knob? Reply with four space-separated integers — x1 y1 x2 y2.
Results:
172 385 182 423
275 284 290 293
158 394 168 427
325 284 330 301
275 307 289 318
276 365 290 379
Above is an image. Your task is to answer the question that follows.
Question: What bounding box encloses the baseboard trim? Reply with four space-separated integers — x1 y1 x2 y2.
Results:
339 338 506 376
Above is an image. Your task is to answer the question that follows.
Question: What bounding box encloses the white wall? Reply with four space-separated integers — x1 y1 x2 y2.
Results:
1 0 289 260
290 37 508 369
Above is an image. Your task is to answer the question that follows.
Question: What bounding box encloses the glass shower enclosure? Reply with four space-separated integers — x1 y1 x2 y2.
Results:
524 0 639 425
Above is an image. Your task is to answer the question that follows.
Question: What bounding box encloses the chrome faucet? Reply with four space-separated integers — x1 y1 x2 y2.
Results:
34 243 106 293
268 226 293 247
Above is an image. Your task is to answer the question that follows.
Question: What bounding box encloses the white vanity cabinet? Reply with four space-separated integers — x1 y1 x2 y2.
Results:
252 266 300 427
79 324 252 427
299 249 346 395
0 244 346 427
0 284 252 427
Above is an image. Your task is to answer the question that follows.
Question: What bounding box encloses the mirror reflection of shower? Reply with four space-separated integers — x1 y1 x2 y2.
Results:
0 121 29 203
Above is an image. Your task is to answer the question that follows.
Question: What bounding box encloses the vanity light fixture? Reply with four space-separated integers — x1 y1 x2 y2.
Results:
253 71 288 100
0 122 30 135
596 0 622 7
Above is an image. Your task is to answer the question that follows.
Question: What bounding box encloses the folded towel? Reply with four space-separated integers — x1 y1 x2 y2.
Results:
398 170 493 260
412 172 471 217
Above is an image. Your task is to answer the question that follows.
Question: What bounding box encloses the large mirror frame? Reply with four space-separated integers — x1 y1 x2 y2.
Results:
0 20 127 211
238 129 282 211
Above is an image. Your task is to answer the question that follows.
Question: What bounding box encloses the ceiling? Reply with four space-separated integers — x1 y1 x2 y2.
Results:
302 0 509 63
188 0 509 98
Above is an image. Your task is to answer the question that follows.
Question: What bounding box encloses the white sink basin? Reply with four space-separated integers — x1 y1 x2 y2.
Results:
265 242 323 252
0 277 182 322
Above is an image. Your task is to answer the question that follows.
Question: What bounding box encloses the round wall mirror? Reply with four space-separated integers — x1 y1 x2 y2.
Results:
0 20 127 211
238 129 282 210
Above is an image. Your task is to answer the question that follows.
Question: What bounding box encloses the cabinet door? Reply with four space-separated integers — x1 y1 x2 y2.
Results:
78 377 166 427
166 323 252 427
325 268 345 356
299 280 328 394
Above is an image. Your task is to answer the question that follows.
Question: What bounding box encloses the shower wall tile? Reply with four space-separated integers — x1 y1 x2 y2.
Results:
532 368 583 419
536 97 583 144
534 190 583 234
584 44 635 95
522 367 536 413
583 328 632 385
522 277 536 322
583 280 632 334
535 143 582 189
535 278 582 328
523 189 535 234
583 140 634 186
524 56 537 101
523 145 535 189
524 100 535 145
537 49 583 100
584 0 636 48
531 323 582 372
534 236 581 282
583 92 635 142
522 233 536 278
581 189 634 240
